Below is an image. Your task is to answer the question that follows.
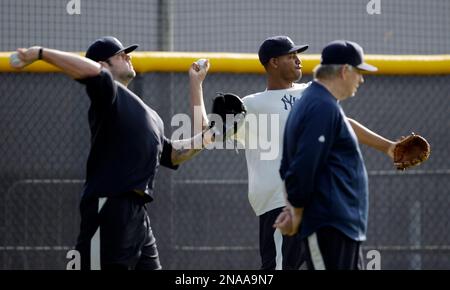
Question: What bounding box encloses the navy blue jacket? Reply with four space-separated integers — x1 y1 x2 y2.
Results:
78 69 178 202
280 81 368 241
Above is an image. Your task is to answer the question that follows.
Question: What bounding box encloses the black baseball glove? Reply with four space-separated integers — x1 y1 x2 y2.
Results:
209 92 247 141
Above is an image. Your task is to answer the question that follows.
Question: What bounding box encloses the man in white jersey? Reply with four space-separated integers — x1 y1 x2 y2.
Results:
190 36 397 270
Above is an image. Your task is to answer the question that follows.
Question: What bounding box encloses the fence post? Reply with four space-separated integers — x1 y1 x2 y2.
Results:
158 0 173 51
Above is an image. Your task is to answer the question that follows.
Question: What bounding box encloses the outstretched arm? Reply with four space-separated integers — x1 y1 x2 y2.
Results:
12 46 100 79
189 59 210 134
347 118 395 158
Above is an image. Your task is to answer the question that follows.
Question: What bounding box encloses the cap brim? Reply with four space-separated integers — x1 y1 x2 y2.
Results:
117 44 139 55
288 44 309 54
357 62 378 72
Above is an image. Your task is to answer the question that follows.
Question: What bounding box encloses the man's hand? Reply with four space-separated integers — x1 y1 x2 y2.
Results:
273 205 303 236
273 207 293 234
11 46 42 69
189 59 210 84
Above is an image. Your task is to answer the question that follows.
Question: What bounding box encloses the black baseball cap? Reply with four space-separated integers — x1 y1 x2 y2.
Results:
86 36 138 62
321 40 377 72
258 36 309 65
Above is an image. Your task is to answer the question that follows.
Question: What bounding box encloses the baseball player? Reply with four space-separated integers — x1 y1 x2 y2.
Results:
190 36 398 270
11 36 215 270
275 40 378 269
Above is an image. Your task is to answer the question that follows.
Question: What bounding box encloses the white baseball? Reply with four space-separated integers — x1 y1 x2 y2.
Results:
9 52 24 67
196 58 207 69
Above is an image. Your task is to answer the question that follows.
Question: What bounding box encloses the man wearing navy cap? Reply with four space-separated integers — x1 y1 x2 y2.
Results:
12 37 215 270
275 40 378 269
190 35 312 269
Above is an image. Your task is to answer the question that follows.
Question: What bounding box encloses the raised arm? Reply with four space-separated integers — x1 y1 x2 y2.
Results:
161 60 215 167
347 117 395 158
12 46 100 79
189 59 210 134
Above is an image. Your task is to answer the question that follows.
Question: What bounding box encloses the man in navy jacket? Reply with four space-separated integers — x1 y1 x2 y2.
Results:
275 40 378 270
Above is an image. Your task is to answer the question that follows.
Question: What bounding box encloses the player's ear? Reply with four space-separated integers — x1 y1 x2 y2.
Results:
98 60 110 69
340 65 349 79
268 57 278 69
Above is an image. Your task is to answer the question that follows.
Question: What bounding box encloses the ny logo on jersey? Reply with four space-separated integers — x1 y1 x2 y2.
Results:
281 94 296 110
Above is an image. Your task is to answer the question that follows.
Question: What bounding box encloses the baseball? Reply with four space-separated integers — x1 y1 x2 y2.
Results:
196 58 207 69
9 52 24 67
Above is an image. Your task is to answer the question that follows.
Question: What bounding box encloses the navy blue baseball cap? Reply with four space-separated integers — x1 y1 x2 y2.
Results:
258 36 309 65
321 40 377 72
86 36 138 62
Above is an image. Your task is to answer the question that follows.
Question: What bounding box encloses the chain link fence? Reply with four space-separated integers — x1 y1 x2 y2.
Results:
0 0 449 269
0 73 448 269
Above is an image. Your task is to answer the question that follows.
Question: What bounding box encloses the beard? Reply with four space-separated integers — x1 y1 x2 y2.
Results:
125 69 136 79
119 68 136 83
108 61 136 84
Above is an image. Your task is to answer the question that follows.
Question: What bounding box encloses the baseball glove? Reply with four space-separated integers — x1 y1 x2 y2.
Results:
393 133 431 170
210 92 247 141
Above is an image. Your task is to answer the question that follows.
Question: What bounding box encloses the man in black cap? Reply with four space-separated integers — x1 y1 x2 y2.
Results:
12 37 215 270
275 40 378 269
